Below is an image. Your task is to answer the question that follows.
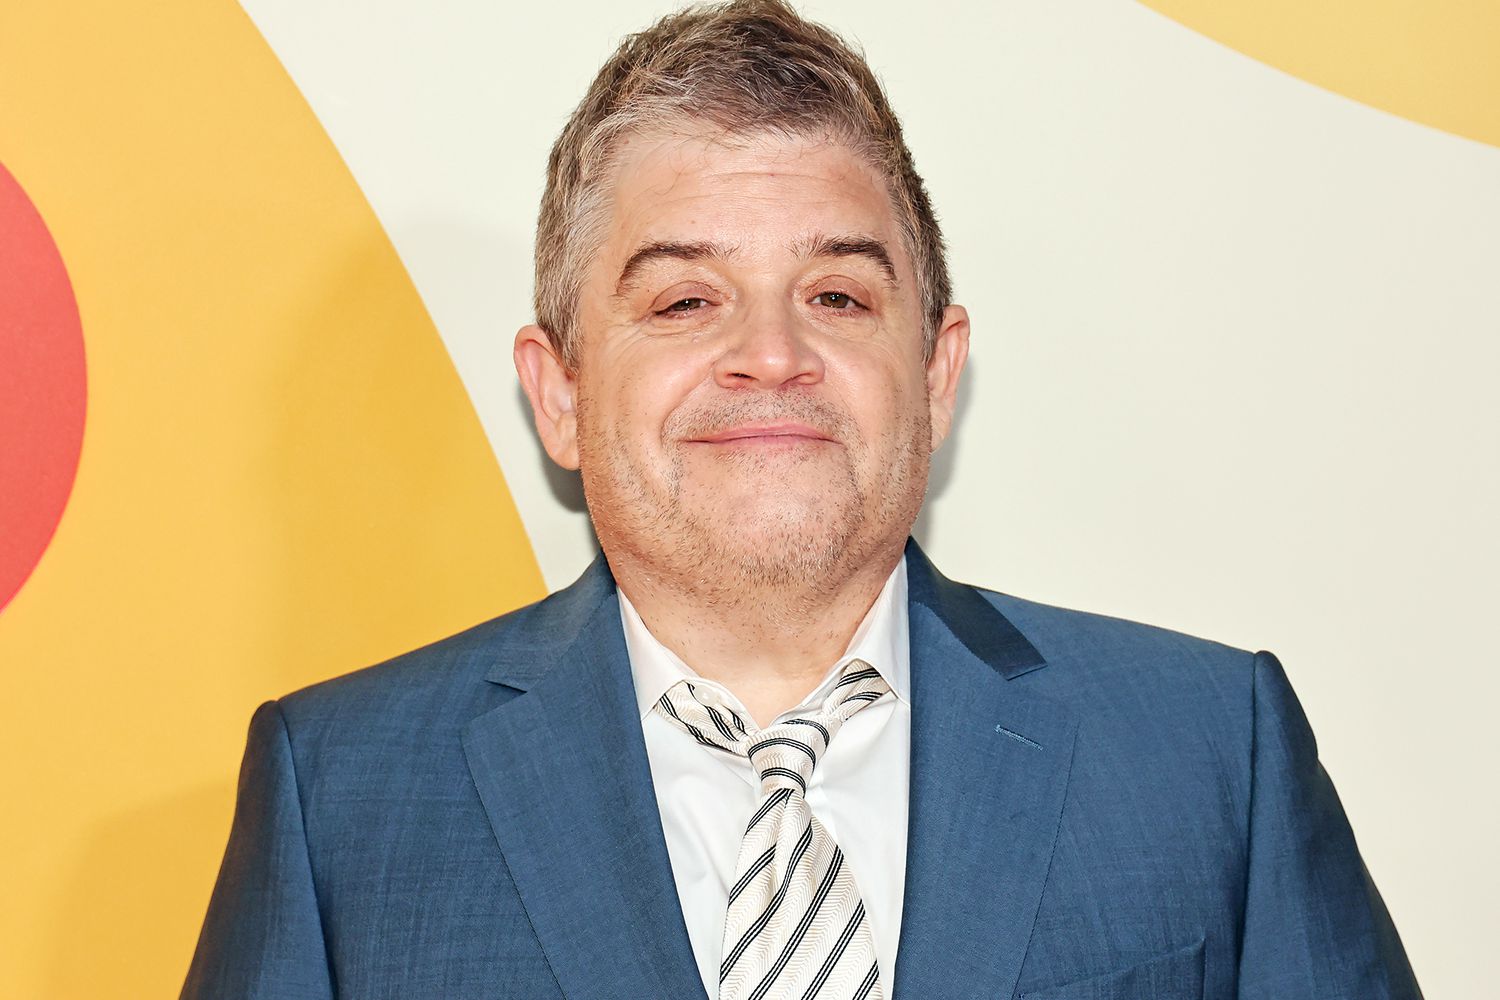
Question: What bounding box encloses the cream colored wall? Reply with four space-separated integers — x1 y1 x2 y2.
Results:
205 1 1500 996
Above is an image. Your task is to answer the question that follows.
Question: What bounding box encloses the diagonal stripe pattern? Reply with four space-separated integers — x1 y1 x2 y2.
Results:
654 659 889 1000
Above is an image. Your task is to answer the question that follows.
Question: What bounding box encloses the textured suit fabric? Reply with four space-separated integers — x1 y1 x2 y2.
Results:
182 539 1422 1000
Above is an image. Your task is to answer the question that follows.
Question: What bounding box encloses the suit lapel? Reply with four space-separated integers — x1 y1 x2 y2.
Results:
893 542 1078 1000
462 558 706 1000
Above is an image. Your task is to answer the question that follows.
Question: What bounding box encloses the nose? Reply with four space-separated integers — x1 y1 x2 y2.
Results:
711 304 825 390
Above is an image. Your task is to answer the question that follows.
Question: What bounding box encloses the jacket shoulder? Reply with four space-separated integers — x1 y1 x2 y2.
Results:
275 567 610 726
970 588 1262 835
975 586 1260 706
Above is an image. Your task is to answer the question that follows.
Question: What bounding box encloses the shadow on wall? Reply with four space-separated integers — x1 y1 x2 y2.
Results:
513 381 598 571
913 354 975 549
515 377 589 515
387 213 593 520
48 780 233 999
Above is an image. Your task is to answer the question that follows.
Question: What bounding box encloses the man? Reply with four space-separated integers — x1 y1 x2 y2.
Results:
183 2 1422 998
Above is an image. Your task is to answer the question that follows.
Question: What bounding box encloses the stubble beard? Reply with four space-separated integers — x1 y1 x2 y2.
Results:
577 388 931 619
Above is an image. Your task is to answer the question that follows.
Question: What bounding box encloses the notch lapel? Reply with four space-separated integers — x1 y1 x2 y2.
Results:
462 563 707 1000
893 542 1078 1000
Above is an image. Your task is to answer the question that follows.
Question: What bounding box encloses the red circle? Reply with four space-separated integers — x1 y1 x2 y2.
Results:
0 161 87 614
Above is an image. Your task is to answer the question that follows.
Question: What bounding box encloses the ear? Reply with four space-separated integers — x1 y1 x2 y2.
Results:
514 324 580 470
925 304 970 452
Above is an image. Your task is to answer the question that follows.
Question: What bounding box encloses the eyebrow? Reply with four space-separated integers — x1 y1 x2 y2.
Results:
615 240 737 296
613 232 900 297
793 232 899 287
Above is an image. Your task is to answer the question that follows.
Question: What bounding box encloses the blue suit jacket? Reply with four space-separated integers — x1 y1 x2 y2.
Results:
182 540 1421 999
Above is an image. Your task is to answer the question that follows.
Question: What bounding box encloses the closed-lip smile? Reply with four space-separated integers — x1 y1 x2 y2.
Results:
689 421 834 444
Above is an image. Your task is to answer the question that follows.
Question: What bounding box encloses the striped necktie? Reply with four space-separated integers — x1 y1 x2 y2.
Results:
653 658 890 1000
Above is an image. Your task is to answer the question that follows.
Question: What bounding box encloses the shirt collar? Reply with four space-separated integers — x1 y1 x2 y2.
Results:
619 556 911 722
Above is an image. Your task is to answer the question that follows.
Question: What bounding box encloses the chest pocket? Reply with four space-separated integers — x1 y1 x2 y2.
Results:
1018 936 1205 1000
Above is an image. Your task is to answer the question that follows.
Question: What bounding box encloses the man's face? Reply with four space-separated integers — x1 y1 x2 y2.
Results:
517 130 968 591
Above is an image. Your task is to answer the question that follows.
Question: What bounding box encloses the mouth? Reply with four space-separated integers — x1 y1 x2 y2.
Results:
687 422 836 446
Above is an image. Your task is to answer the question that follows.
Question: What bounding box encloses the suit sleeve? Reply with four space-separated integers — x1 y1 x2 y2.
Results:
181 700 336 1000
1235 650 1422 999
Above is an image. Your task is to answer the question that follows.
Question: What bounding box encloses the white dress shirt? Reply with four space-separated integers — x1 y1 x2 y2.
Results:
618 557 911 999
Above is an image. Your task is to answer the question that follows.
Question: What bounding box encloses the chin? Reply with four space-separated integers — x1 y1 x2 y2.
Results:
685 502 861 588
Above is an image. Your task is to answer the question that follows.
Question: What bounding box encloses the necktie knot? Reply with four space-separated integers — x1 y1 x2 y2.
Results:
653 658 890 798
744 721 826 796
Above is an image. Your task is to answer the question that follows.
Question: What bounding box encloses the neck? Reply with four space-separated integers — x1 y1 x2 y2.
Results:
611 542 904 727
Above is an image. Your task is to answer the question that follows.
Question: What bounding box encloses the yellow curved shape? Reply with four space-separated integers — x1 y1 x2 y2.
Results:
1138 0 1500 149
0 2 544 996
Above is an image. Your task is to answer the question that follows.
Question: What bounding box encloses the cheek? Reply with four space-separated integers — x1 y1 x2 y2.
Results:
831 354 927 443
583 340 707 451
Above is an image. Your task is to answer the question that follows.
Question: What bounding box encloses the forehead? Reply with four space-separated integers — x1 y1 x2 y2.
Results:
598 130 905 260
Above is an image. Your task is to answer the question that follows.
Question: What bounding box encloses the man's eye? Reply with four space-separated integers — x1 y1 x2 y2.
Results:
660 297 708 314
812 291 859 310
